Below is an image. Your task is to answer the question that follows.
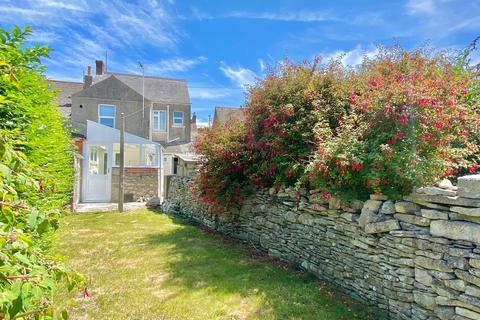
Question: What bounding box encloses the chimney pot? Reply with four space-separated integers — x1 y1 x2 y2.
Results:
95 60 104 75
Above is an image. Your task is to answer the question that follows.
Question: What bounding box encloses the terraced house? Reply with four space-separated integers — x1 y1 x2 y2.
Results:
49 60 197 205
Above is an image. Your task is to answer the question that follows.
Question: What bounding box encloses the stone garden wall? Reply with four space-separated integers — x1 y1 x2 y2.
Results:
111 167 160 202
162 175 480 320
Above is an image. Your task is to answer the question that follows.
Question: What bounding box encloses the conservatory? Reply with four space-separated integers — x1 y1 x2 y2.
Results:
81 120 163 202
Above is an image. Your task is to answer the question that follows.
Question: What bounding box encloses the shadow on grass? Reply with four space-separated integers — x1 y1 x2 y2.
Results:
142 215 382 320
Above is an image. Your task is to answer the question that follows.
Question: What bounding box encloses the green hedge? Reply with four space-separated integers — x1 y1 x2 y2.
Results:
0 26 82 319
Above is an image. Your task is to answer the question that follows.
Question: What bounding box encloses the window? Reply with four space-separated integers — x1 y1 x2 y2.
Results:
99 104 116 127
142 144 157 166
89 146 107 175
152 110 166 132
112 143 158 167
173 111 183 126
113 143 140 166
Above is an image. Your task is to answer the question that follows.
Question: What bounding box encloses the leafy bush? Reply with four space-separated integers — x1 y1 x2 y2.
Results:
244 58 351 188
194 46 480 212
308 47 480 199
193 119 250 214
0 26 82 319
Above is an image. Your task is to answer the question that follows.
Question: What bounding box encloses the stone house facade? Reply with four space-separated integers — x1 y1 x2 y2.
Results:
49 60 197 203
71 60 191 143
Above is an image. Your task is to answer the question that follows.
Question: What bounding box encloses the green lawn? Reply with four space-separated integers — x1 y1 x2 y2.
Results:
54 209 378 320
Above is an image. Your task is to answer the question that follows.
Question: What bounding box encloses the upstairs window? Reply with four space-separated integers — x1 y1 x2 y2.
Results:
152 110 166 132
173 111 184 126
98 104 116 128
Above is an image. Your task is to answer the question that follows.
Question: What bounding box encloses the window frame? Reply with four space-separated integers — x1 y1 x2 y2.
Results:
152 110 167 132
98 104 116 128
172 111 184 127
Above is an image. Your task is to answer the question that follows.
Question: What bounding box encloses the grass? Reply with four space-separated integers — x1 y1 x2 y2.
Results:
54 209 378 320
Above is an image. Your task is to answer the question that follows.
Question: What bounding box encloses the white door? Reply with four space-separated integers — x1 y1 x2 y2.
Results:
85 145 110 202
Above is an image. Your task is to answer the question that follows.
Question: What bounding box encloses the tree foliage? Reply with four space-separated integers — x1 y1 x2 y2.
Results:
0 26 82 319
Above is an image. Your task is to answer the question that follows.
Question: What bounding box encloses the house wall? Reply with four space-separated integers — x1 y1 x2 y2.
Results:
71 76 149 138
151 102 191 143
72 138 84 210
71 96 149 138
164 176 480 320
111 167 160 202
177 159 196 177
163 154 173 176
72 79 191 144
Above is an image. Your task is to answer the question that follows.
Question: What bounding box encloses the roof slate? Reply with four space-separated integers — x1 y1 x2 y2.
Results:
213 106 245 126
47 80 84 117
93 73 190 105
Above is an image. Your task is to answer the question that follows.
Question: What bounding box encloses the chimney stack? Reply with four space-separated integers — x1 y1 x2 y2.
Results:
83 65 93 89
95 60 104 75
191 112 197 124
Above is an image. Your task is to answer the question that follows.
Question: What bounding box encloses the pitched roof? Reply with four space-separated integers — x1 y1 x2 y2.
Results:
213 106 245 126
163 142 199 162
93 73 190 105
47 80 84 117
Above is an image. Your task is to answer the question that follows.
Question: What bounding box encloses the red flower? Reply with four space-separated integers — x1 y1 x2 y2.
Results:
418 98 429 106
397 114 409 125
321 190 331 201
83 287 91 298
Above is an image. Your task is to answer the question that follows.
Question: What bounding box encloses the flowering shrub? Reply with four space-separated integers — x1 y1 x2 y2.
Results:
194 46 480 212
244 58 351 188
308 48 480 199
193 119 250 214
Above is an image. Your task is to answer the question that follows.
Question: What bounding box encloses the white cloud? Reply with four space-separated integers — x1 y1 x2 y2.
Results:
196 120 210 128
146 56 207 74
189 87 235 100
219 62 258 88
38 0 87 11
324 45 379 66
258 59 266 72
227 10 334 22
27 30 61 43
2 0 181 81
406 0 435 15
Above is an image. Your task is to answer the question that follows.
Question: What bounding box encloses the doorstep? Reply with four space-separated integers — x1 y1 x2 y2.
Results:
75 202 146 213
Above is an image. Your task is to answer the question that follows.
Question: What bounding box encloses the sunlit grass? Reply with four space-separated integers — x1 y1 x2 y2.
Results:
54 209 379 319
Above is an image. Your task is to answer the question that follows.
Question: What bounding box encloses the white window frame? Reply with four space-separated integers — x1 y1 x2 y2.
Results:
172 111 184 127
98 104 116 128
152 110 167 132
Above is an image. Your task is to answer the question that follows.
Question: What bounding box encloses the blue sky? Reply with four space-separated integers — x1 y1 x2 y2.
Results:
2 0 479 126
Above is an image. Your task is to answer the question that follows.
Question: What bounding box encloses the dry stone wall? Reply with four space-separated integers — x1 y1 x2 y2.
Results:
162 174 480 320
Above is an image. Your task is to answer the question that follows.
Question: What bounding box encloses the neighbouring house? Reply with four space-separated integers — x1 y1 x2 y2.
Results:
49 60 198 204
212 106 245 127
47 80 84 118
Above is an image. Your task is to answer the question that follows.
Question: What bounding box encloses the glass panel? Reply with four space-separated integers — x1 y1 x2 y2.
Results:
89 146 107 175
142 144 157 166
99 105 115 117
112 143 140 166
173 111 183 125
153 111 166 132
125 144 140 166
159 112 166 131
100 117 115 127
153 113 159 130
